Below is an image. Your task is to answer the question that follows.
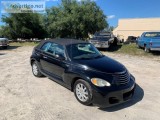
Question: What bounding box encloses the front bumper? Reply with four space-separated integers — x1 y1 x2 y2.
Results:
150 47 160 51
94 44 109 48
0 44 9 46
92 79 136 108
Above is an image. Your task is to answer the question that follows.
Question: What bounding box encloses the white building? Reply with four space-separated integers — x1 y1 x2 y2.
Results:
113 18 160 41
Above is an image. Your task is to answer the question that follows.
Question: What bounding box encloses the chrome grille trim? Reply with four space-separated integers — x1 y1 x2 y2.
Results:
113 70 130 85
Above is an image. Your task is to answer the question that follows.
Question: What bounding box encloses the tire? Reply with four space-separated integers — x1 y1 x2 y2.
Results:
113 38 118 46
136 44 141 48
32 61 43 77
74 79 92 106
2 46 7 49
144 46 150 53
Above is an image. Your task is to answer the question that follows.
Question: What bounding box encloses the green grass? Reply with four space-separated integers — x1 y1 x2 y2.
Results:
115 44 146 55
10 42 39 46
106 43 160 57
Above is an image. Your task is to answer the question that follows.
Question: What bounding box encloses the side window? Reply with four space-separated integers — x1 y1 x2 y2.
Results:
55 44 65 58
41 42 65 58
41 42 51 52
47 43 57 54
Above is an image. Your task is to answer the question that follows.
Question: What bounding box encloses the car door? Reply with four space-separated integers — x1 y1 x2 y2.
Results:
138 33 145 47
40 42 67 80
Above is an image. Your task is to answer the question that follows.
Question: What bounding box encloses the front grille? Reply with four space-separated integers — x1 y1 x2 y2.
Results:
113 70 130 85
0 40 6 44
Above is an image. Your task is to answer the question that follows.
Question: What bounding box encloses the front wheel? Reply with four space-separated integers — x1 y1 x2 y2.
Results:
74 79 92 106
112 38 118 46
144 46 150 53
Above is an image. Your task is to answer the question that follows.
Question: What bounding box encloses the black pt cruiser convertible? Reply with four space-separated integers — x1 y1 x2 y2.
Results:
30 39 136 108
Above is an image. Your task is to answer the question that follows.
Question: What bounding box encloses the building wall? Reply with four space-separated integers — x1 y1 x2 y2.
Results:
113 18 160 41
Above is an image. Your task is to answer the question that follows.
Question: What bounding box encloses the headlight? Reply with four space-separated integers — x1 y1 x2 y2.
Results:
91 78 111 87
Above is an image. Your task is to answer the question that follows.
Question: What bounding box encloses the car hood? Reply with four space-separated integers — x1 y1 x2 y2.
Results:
75 56 126 74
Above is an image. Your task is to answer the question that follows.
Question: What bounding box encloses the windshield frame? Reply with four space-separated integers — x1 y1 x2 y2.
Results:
144 32 160 38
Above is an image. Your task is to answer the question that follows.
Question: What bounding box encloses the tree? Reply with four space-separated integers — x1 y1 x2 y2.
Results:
1 0 108 39
104 26 115 32
2 13 46 39
47 0 108 39
0 26 3 37
108 26 114 31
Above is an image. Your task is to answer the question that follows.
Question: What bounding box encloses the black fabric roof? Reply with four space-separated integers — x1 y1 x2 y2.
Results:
39 38 88 46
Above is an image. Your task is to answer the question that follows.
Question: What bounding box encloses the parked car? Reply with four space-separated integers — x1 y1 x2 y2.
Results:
0 38 9 49
30 39 136 108
137 32 160 52
125 36 137 44
89 32 115 48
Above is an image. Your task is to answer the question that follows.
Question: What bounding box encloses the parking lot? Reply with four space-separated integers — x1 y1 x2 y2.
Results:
0 46 160 120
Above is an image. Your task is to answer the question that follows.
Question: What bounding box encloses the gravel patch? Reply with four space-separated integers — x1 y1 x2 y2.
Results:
0 46 160 120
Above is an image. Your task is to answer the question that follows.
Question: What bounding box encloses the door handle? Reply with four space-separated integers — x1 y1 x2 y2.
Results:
43 56 47 59
66 64 70 67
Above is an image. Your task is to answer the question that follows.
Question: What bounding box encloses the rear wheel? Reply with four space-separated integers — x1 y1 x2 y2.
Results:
74 79 92 106
2 46 7 49
32 61 43 77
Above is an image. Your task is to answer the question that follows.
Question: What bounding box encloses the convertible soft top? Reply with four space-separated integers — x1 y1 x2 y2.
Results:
38 38 88 48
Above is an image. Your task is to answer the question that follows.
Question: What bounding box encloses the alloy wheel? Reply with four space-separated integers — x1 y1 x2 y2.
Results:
75 83 89 102
32 63 38 76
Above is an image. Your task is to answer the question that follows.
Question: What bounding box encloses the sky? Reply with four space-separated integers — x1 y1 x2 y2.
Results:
0 0 160 27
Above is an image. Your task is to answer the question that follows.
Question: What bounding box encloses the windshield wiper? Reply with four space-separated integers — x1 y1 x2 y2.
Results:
93 55 104 59
74 57 92 60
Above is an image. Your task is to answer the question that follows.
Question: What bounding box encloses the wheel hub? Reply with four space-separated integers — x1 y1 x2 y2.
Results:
32 63 38 75
76 83 89 102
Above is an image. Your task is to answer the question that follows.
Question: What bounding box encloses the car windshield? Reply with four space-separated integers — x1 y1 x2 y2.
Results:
144 32 160 37
66 43 103 60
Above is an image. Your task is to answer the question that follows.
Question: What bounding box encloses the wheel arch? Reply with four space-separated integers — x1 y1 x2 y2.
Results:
30 59 35 65
30 58 37 66
71 77 83 92
71 75 91 92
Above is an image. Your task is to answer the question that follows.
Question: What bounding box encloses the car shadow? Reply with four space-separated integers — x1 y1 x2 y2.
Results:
108 44 122 52
7 46 20 50
0 53 6 55
150 51 160 56
98 84 144 112
98 44 122 52
0 46 20 50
